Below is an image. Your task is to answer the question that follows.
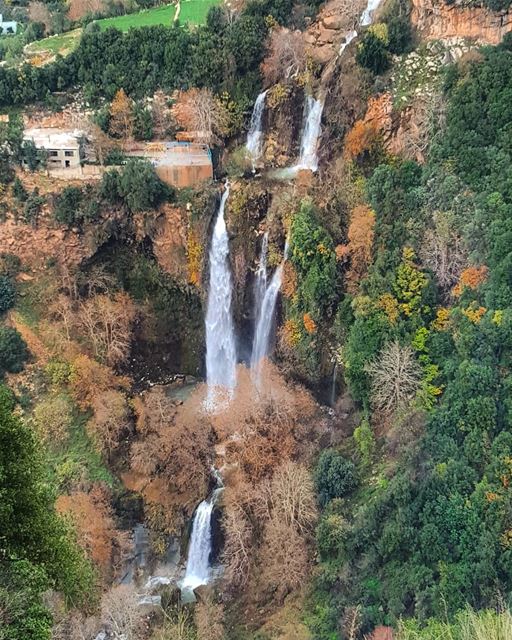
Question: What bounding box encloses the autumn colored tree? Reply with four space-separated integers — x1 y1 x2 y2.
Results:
171 88 229 145
88 389 130 457
109 89 134 141
86 121 116 166
337 205 375 293
79 292 136 366
69 354 126 410
56 485 126 582
344 119 380 160
452 265 488 297
261 28 306 85
28 1 52 33
67 0 104 21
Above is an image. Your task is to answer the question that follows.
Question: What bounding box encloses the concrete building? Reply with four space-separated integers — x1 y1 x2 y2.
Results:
130 141 213 188
0 15 17 34
23 128 82 169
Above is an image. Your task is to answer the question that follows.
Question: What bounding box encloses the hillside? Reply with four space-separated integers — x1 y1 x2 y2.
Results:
1 0 512 638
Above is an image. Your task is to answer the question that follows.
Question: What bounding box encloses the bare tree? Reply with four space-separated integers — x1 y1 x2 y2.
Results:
256 461 317 534
85 121 116 166
79 292 136 366
261 28 306 85
171 88 229 145
365 341 422 415
260 517 310 602
420 211 467 295
88 390 131 456
28 1 52 33
195 593 224 640
100 585 145 640
221 504 253 589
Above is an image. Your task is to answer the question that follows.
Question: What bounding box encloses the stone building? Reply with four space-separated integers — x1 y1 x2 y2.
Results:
23 128 83 169
0 14 17 34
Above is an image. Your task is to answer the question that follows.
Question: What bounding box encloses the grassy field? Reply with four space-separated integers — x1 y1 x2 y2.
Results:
26 0 220 57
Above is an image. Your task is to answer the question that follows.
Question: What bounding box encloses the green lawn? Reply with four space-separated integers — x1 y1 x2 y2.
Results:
97 4 176 31
25 28 82 56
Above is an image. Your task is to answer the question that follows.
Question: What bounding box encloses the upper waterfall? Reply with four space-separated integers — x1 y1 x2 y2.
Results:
246 90 268 164
250 241 288 384
360 0 385 26
295 96 324 173
205 185 237 408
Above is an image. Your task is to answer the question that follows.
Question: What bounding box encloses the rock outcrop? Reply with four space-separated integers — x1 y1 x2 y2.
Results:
411 0 512 44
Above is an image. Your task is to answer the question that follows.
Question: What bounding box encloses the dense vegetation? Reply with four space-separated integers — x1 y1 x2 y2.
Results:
308 39 512 635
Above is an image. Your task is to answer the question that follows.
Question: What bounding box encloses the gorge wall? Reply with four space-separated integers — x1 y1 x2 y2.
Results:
411 0 512 43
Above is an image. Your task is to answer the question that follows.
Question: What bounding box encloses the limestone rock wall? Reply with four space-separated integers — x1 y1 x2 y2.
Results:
411 0 512 44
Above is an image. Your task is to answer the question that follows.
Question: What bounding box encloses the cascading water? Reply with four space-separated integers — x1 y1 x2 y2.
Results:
182 471 224 592
295 96 324 172
251 241 289 384
205 185 237 408
254 232 269 311
339 29 358 55
246 90 268 164
360 0 384 26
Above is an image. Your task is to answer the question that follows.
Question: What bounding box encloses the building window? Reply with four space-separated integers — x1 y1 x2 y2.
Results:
64 150 74 157
49 150 58 157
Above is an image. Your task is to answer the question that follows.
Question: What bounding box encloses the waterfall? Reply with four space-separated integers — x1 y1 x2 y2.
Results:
295 96 324 173
254 232 269 311
251 241 288 383
339 29 358 55
205 185 237 408
360 0 384 26
182 472 223 592
330 362 338 407
246 90 268 164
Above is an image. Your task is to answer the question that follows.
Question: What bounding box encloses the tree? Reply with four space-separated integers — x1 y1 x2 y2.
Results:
100 585 144 640
27 1 52 33
0 327 28 378
195 593 225 640
336 205 376 292
261 28 306 85
109 89 134 141
0 385 96 607
314 449 357 506
356 31 390 74
365 340 422 414
69 354 125 410
79 292 136 366
133 103 153 141
32 393 73 448
221 503 252 589
86 121 116 166
53 186 83 226
118 160 171 212
0 275 15 313
88 390 130 456
171 88 229 145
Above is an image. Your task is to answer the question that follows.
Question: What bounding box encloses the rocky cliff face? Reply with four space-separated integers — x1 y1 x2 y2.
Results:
411 0 512 43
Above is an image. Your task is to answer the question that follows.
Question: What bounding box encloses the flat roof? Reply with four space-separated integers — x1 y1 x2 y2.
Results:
24 127 82 149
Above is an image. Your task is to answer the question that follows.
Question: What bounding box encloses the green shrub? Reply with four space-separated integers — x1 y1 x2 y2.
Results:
356 32 390 74
0 253 21 278
53 186 83 226
23 188 45 226
353 418 376 467
0 275 16 313
0 326 29 377
12 177 27 202
315 449 357 506
118 159 172 211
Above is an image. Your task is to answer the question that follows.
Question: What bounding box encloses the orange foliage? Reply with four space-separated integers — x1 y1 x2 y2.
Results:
344 119 380 160
56 485 126 581
377 293 399 325
452 265 488 297
432 307 451 331
282 262 297 300
463 305 487 324
282 318 301 348
109 89 134 140
303 313 317 334
69 354 127 410
344 205 376 293
187 228 202 287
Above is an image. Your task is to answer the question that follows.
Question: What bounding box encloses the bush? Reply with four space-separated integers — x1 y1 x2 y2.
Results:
0 253 21 278
314 449 357 506
386 15 412 54
0 276 15 313
356 32 390 74
12 177 27 202
53 186 83 226
118 160 172 211
23 188 45 226
0 326 28 377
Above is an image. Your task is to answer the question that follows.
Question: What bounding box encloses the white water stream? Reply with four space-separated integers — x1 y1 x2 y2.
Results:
251 241 289 384
294 95 324 173
205 185 237 409
246 90 268 164
182 471 224 592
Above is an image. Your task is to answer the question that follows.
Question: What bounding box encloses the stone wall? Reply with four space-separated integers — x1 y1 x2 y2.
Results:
411 0 512 43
